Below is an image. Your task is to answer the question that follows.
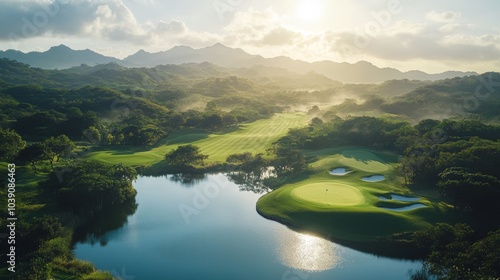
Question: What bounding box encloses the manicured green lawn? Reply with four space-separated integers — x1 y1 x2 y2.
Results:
257 147 455 242
85 113 308 166
292 182 365 206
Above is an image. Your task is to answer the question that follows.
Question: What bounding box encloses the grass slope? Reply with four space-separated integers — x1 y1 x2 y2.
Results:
85 113 308 166
257 147 455 243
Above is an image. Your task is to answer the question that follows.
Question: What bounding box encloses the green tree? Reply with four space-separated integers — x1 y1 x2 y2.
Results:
438 167 500 213
44 135 76 163
44 161 137 216
205 101 218 112
309 117 324 126
222 113 238 127
226 152 268 174
16 143 48 171
83 126 101 144
412 224 500 280
267 145 307 176
167 113 186 129
165 144 208 166
307 105 320 115
202 112 223 130
0 128 25 160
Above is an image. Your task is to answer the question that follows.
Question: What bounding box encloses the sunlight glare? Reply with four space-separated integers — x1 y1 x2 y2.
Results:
277 230 341 271
297 0 323 21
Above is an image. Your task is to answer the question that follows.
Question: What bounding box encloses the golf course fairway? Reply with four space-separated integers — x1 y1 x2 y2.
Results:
257 147 455 244
85 113 308 166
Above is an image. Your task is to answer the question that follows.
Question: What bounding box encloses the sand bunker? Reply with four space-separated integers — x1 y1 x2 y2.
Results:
378 194 419 202
329 168 351 176
362 175 385 182
380 204 426 212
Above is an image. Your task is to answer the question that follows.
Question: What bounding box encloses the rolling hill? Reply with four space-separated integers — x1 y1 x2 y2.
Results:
0 43 477 84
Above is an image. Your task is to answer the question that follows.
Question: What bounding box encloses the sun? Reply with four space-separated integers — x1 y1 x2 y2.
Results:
297 0 323 21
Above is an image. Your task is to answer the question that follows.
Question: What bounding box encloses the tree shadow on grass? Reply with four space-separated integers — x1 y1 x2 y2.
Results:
162 129 210 145
87 129 211 156
341 149 384 164
89 145 151 155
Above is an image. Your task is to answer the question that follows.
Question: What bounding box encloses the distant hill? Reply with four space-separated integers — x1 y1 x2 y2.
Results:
0 45 119 69
0 44 477 84
382 72 500 120
122 43 477 83
1 58 498 121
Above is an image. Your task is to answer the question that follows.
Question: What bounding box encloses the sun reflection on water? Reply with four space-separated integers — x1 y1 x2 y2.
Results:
276 230 341 271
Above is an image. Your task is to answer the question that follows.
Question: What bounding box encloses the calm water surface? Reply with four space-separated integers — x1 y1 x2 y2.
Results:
74 174 421 280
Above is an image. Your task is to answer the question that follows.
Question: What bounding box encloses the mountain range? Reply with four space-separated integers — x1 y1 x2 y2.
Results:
0 43 477 84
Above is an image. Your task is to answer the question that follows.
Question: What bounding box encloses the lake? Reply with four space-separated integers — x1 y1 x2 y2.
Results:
74 174 421 280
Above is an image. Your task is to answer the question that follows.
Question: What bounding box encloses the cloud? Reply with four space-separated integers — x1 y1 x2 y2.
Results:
427 10 461 23
218 7 500 66
327 19 500 62
260 27 300 46
0 0 499 72
0 0 219 49
156 20 188 35
0 0 140 41
439 23 460 33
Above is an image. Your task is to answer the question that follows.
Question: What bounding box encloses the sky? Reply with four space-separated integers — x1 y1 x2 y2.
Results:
1 0 499 73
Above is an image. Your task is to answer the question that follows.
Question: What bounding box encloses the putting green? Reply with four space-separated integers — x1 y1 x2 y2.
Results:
292 182 365 206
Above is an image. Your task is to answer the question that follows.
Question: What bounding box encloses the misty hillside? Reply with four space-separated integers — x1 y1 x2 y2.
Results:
0 44 477 84
0 58 496 122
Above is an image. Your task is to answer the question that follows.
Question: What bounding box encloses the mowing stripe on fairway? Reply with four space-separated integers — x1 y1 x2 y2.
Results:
85 113 308 166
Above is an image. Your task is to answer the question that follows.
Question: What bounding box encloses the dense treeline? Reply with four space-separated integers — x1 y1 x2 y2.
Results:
42 161 137 217
275 116 416 152
0 84 278 147
321 72 500 121
410 224 500 280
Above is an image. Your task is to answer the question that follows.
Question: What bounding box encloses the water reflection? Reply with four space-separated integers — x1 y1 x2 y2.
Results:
169 173 206 186
227 172 271 194
73 201 137 246
277 230 341 272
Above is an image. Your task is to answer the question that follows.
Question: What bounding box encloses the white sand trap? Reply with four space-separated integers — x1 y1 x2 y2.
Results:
378 194 420 202
362 175 385 182
380 204 426 212
329 168 351 176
